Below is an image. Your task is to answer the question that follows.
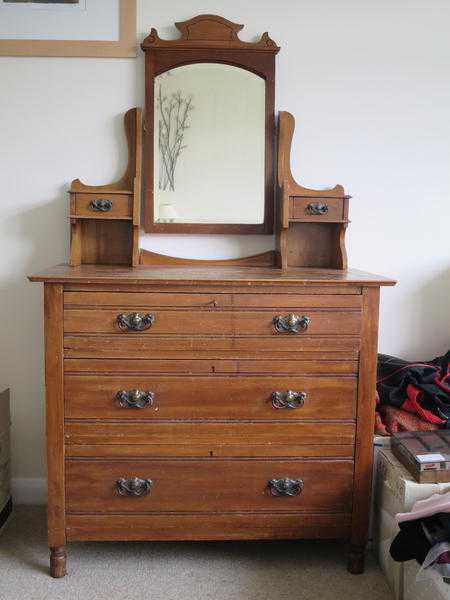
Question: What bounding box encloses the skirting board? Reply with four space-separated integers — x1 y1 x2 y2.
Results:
11 478 46 505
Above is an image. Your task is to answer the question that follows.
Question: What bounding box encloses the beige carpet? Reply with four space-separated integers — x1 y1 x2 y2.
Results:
0 506 392 600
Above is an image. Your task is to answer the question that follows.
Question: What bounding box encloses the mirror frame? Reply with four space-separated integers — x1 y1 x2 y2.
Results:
141 15 279 234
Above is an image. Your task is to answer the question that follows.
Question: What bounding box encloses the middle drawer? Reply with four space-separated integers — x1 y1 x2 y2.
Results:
65 375 357 420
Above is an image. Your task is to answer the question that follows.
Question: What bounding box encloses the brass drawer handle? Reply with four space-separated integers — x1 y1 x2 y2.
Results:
272 391 306 409
273 314 310 333
268 478 304 497
306 202 328 216
116 477 152 497
116 389 155 409
117 312 155 331
89 199 113 212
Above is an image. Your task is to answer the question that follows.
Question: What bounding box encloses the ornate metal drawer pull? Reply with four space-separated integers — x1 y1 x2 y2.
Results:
272 390 306 409
306 202 328 216
268 478 304 497
273 314 310 334
116 477 152 497
89 199 113 212
117 312 155 331
116 389 155 409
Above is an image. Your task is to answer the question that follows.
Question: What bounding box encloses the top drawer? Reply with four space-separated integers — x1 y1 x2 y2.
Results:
64 308 361 336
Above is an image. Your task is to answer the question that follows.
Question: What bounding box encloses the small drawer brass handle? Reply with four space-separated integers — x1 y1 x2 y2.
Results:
116 477 152 497
272 391 306 409
268 478 304 497
117 312 155 332
89 199 113 212
273 314 310 334
116 389 154 409
306 202 328 216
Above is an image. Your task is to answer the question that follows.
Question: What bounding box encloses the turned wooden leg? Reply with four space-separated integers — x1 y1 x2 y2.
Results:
347 544 365 574
50 546 67 578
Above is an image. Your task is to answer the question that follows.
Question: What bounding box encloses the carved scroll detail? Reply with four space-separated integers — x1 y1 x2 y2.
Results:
142 15 279 52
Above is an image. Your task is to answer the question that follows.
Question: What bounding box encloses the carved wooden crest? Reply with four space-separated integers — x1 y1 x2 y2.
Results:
142 14 279 52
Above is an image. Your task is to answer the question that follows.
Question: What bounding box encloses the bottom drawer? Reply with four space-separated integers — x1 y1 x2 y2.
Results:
66 512 351 542
66 458 353 514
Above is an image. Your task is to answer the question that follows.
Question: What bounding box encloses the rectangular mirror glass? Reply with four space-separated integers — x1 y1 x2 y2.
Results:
154 63 266 225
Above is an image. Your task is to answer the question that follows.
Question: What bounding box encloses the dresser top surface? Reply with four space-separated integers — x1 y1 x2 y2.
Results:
28 264 395 286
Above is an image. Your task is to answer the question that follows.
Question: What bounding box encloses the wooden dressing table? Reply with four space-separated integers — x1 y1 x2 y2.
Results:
29 15 395 578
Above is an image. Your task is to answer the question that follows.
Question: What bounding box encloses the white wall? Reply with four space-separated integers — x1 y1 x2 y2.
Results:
0 0 449 493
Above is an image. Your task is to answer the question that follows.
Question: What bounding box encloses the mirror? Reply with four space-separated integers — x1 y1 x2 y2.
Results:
142 15 279 234
154 64 266 225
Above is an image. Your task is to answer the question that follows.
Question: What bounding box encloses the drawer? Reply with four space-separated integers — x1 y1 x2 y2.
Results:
66 458 354 514
65 421 356 458
67 512 351 542
290 197 345 222
64 291 361 310
72 193 132 219
65 375 357 421
63 308 361 336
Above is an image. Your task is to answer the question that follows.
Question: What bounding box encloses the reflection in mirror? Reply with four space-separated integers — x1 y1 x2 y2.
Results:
153 63 265 224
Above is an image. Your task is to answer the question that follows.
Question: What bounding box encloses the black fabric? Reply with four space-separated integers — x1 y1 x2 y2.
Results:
377 351 450 422
390 518 432 564
390 514 450 564
422 513 450 546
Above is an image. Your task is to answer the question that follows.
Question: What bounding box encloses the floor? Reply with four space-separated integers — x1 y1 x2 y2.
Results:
0 506 393 600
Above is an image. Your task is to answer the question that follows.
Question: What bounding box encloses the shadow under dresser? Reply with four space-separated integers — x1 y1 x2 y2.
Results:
29 264 395 577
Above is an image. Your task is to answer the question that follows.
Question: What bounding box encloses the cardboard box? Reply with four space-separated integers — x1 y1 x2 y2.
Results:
372 449 450 600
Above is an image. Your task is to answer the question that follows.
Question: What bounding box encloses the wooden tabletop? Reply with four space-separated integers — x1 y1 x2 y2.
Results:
28 264 396 286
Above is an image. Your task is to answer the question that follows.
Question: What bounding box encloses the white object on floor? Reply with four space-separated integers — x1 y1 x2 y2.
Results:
372 449 450 600
403 559 450 600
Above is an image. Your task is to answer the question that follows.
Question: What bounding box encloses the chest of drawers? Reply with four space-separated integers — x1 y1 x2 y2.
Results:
29 264 395 578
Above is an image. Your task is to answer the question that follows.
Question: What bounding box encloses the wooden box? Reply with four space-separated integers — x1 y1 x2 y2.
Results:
392 431 450 483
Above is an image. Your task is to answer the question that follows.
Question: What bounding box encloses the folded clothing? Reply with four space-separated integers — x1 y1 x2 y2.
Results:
390 513 450 564
375 404 440 435
397 492 450 524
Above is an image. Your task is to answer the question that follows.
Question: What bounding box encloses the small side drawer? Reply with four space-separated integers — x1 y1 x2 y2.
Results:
290 197 345 222
66 458 354 514
72 193 132 218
